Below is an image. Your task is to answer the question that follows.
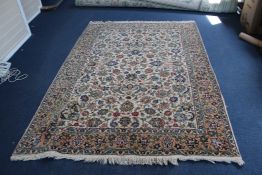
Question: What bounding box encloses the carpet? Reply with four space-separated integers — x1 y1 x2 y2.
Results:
11 21 244 165
75 0 237 13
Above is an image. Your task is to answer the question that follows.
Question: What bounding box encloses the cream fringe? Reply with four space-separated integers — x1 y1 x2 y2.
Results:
10 152 244 166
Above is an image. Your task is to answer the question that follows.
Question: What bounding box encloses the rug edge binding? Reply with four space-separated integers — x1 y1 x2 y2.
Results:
10 152 244 166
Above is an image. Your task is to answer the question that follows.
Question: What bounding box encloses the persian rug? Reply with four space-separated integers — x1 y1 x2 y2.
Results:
75 0 237 13
11 21 244 165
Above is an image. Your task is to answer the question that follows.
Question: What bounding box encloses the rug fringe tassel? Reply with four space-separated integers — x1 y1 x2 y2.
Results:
10 151 244 166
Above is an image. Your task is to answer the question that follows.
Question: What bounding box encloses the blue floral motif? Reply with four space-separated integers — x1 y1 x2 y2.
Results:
106 60 118 66
150 60 163 66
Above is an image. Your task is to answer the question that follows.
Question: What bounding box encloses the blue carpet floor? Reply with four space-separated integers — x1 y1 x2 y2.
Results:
0 1 262 175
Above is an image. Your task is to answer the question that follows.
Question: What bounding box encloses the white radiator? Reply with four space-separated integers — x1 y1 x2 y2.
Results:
0 0 31 62
20 0 42 22
0 0 41 62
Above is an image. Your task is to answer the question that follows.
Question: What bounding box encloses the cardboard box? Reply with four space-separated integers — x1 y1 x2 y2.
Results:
240 0 262 34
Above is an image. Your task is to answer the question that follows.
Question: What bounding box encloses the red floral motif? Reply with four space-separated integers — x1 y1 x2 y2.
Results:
113 112 121 117
164 111 172 116
132 112 139 116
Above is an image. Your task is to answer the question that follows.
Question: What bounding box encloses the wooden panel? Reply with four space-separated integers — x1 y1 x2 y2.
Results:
240 0 262 34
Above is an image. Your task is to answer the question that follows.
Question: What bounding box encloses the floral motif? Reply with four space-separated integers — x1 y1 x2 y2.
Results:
120 101 134 112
